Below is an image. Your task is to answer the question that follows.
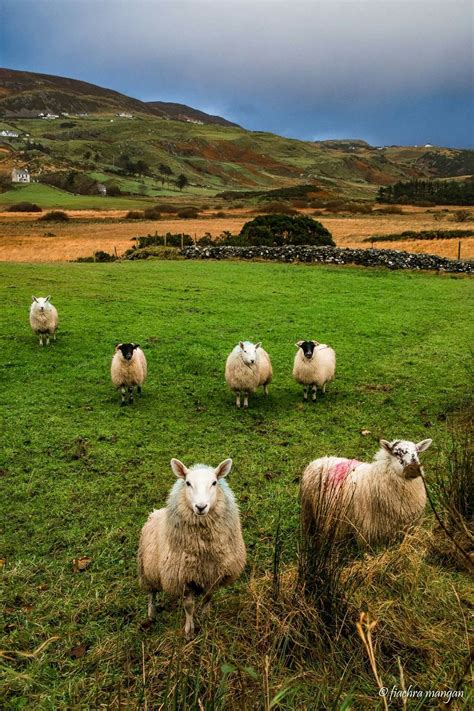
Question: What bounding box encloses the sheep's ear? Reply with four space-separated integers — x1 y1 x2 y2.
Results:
215 458 232 479
45 295 51 302
295 340 304 348
380 439 393 453
312 340 320 346
416 438 432 453
32 295 38 302
239 341 245 350
115 343 122 351
255 342 262 349
171 458 188 479
133 343 140 349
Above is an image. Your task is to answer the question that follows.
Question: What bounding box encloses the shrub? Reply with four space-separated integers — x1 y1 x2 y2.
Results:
134 233 193 249
39 210 69 222
214 211 226 218
153 203 179 213
177 207 199 219
260 201 298 215
7 202 42 212
105 182 122 197
75 250 116 263
453 210 471 223
125 246 181 260
125 210 145 220
374 205 404 215
143 207 162 220
346 203 373 214
237 214 334 247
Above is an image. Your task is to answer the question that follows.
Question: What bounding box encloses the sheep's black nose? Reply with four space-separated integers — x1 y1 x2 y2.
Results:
196 504 207 513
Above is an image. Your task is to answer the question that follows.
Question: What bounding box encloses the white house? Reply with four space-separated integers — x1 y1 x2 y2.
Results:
0 130 19 138
97 183 107 196
11 167 30 183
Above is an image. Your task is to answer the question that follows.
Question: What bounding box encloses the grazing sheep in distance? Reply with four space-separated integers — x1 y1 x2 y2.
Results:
225 341 273 408
29 296 58 346
293 340 336 401
300 438 433 547
111 343 147 405
138 457 246 639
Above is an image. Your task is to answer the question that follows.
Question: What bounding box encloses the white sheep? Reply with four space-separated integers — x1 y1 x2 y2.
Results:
225 341 273 408
110 343 147 405
300 438 433 546
293 340 336 401
29 296 58 346
138 457 246 639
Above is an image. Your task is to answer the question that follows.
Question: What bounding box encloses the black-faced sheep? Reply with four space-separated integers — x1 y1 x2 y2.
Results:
110 343 147 405
293 340 336 401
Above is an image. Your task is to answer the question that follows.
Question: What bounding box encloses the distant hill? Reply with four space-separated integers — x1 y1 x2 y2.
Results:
146 101 239 128
0 68 472 201
0 68 236 127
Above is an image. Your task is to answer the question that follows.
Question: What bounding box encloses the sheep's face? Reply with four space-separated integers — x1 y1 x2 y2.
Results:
239 341 261 366
380 439 432 478
32 295 51 313
296 340 318 360
171 458 233 516
116 343 139 362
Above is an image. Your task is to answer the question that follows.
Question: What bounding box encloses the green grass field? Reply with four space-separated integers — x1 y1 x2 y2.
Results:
1 260 473 709
0 183 158 210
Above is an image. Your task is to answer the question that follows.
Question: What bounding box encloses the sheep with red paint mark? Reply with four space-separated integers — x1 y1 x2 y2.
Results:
300 438 433 546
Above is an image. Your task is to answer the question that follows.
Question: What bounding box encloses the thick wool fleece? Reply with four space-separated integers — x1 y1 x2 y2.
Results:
257 347 273 387
138 478 246 597
292 344 336 387
301 449 426 546
111 348 147 388
225 349 260 393
29 303 58 336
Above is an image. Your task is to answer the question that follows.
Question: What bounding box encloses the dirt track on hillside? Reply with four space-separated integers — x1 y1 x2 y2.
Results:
0 208 472 262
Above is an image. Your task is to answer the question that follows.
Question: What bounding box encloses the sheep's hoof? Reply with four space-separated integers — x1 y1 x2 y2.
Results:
184 625 195 641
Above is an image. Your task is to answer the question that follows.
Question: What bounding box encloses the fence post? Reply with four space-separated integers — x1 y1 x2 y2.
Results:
164 233 167 247
181 233 184 249
458 240 461 260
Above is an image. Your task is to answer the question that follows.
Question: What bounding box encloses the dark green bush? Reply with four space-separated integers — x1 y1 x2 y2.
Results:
260 201 298 215
143 207 162 220
39 210 69 222
237 214 334 247
177 207 199 219
135 233 193 248
7 202 42 212
125 210 145 220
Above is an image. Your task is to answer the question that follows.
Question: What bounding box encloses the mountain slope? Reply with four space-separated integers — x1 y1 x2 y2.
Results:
0 67 235 127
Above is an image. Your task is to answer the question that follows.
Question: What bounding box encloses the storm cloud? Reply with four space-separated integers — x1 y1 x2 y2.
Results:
1 0 472 146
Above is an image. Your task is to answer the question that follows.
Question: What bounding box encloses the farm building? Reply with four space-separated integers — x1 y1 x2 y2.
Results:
11 167 30 183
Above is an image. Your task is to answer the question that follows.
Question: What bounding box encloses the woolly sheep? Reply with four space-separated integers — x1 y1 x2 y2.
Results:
138 457 246 639
110 343 147 405
293 340 336 401
300 438 433 547
225 341 273 408
29 296 58 346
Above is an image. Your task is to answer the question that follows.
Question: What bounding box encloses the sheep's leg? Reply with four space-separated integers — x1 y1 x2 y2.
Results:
46 334 50 346
264 383 269 396
120 386 127 406
312 385 317 401
201 591 213 618
236 392 241 408
183 585 196 640
128 386 134 404
303 385 308 401
137 385 142 395
39 334 43 346
322 383 327 394
53 332 56 341
147 591 157 621
243 392 249 408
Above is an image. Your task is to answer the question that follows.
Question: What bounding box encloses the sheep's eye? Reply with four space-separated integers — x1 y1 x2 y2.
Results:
212 480 217 486
186 481 191 487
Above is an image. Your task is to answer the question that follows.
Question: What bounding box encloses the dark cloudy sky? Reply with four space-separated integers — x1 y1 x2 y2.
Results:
1 0 472 147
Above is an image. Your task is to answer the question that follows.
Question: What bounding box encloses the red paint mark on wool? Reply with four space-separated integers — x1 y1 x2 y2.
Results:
330 459 362 484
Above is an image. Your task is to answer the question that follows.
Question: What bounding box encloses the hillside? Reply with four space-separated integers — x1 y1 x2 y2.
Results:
0 67 234 127
0 68 473 201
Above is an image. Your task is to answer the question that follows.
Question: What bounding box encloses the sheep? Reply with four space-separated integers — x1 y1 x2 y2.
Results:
110 343 147 405
29 296 58 346
138 457 246 639
300 438 433 547
293 340 336 401
225 341 273 408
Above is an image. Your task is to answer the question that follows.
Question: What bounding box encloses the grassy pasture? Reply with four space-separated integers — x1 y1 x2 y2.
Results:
1 260 473 709
0 183 157 210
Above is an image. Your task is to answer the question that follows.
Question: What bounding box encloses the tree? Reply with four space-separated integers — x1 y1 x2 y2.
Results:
176 173 189 191
158 163 173 186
